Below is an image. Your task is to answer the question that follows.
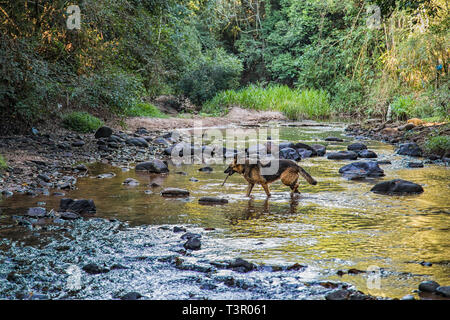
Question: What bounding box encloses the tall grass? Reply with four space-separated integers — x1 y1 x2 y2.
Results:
202 85 331 120
0 154 7 171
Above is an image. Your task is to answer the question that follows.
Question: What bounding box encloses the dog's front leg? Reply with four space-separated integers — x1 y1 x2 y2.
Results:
261 183 271 197
246 183 255 197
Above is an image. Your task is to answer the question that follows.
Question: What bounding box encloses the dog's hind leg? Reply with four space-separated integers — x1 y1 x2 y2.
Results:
261 183 271 197
246 183 255 197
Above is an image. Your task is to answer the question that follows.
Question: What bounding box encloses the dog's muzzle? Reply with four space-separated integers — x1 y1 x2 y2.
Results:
224 167 235 175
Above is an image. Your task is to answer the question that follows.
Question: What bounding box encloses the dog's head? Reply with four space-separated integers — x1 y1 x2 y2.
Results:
224 157 245 175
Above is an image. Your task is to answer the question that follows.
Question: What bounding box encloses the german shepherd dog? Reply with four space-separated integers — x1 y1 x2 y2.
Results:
224 157 317 197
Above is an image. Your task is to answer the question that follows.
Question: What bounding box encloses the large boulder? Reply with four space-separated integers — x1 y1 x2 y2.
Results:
292 142 317 156
347 143 367 151
358 150 378 158
279 148 301 161
94 126 113 139
311 144 326 157
59 198 96 214
161 188 189 197
396 142 422 157
126 137 149 148
338 161 384 180
135 160 169 173
327 151 358 160
370 179 424 195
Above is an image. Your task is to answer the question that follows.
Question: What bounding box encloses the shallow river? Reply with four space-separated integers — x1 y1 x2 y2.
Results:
1 123 449 299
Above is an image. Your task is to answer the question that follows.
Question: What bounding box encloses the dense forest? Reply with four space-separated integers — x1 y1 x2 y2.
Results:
0 0 448 134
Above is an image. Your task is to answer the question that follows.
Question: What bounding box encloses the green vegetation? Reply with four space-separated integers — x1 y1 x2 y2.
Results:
125 103 168 118
424 135 450 155
203 85 331 119
62 112 104 133
0 0 448 133
0 155 7 171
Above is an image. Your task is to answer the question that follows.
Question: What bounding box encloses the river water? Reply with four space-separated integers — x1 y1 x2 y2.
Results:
0 123 449 299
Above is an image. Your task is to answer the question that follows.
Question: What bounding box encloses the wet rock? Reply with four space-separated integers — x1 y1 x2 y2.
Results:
228 258 256 272
59 198 96 214
418 280 440 293
154 137 170 147
292 142 317 156
82 263 109 274
396 142 422 157
198 197 228 205
338 161 384 179
327 151 358 160
358 150 377 158
161 188 189 197
286 263 307 271
325 137 343 142
198 166 213 172
419 261 432 267
121 292 142 300
398 123 415 131
348 268 366 274
371 179 424 195
97 172 115 179
72 140 85 147
347 142 367 151
75 164 88 171
296 148 313 158
135 160 169 173
325 289 350 300
279 148 301 161
183 237 201 250
37 174 51 182
407 162 424 168
401 295 415 300
279 142 295 150
173 226 187 233
435 286 450 297
189 177 199 182
311 144 326 156
181 232 201 240
95 126 113 139
59 212 80 220
126 137 149 147
26 207 47 218
123 178 140 186
376 160 392 165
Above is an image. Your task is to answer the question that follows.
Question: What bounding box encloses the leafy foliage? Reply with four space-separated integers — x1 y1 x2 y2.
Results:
424 135 450 156
62 112 104 133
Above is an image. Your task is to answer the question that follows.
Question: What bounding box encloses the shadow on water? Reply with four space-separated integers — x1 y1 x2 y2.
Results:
1 124 449 299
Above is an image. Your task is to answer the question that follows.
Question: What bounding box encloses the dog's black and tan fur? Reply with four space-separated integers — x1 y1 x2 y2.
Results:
224 157 317 197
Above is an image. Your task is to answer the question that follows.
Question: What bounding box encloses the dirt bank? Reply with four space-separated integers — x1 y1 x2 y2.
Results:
124 107 286 131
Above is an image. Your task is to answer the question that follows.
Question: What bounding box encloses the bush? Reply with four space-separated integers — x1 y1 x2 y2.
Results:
177 48 243 105
203 85 331 120
391 95 416 120
0 155 7 171
62 112 104 133
124 102 167 118
424 135 450 156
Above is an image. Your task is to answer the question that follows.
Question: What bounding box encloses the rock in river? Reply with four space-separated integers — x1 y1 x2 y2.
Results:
418 280 440 293
327 151 358 160
396 142 422 157
347 142 367 151
135 159 169 173
279 148 301 161
198 197 228 205
161 188 189 197
59 198 96 214
26 207 47 218
370 179 424 195
358 150 377 158
435 286 450 297
339 161 384 179
183 237 201 250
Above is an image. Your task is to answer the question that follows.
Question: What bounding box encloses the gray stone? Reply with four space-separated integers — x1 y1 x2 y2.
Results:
371 179 424 195
418 280 440 293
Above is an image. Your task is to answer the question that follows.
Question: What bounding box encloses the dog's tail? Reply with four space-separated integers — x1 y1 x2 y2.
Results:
297 166 317 185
